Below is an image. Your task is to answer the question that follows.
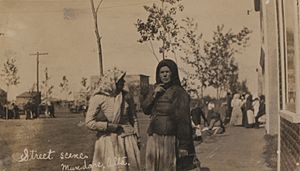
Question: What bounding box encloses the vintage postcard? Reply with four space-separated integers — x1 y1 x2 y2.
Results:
1 0 298 171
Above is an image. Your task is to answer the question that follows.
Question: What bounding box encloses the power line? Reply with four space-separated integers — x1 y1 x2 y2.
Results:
29 51 48 115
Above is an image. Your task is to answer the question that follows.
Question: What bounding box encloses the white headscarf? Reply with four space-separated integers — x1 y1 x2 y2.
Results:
93 68 126 97
93 68 126 124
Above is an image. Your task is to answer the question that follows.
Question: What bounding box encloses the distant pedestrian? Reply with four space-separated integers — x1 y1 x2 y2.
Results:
31 102 38 119
0 103 4 119
24 101 32 119
82 104 88 118
242 94 254 128
224 92 233 125
49 101 55 118
254 95 266 128
230 94 243 126
7 103 14 119
24 100 34 119
12 103 20 119
45 101 51 117
252 96 260 118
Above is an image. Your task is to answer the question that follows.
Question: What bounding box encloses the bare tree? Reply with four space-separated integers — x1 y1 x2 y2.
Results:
90 0 104 75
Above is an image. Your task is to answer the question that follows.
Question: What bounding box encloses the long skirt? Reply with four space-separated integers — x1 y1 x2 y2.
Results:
230 107 243 126
146 134 176 171
247 110 255 125
91 134 140 171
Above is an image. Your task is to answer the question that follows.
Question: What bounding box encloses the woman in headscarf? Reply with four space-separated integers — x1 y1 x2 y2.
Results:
230 93 243 126
85 68 141 171
241 94 254 128
142 59 200 171
245 94 254 128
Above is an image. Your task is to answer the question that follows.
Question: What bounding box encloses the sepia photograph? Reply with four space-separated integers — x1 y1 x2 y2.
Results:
0 0 299 171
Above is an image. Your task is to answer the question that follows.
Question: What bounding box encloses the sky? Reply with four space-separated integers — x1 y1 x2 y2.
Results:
0 0 261 100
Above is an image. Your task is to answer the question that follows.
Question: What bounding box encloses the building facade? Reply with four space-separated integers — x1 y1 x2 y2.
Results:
125 74 150 111
259 0 300 170
0 88 7 104
15 91 40 107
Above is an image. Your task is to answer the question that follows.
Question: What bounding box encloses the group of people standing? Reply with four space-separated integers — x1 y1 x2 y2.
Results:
230 93 266 128
0 102 20 119
0 100 56 120
187 92 266 143
23 100 40 119
44 101 55 118
85 59 200 171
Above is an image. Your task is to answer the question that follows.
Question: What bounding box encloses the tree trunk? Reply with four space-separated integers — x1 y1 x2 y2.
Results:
90 0 104 76
161 1 165 60
162 40 165 60
216 87 220 100
200 85 204 99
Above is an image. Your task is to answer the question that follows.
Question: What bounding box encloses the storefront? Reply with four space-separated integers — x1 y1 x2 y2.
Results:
260 0 300 170
277 1 300 170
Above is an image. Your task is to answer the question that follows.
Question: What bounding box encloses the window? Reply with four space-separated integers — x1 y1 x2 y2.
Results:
282 0 297 113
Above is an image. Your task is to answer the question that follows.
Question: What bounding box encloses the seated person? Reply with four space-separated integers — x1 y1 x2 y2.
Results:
205 101 225 135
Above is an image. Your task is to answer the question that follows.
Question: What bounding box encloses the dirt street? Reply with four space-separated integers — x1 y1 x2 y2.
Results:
0 112 271 171
196 126 272 171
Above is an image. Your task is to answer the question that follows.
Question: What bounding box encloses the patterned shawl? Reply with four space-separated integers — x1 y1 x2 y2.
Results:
93 68 126 124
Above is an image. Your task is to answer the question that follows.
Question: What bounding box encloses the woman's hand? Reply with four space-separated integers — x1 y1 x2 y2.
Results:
152 84 166 98
107 123 122 132
137 136 141 149
178 149 189 158
195 124 201 129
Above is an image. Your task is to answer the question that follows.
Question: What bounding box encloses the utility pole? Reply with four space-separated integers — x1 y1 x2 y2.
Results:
30 52 48 117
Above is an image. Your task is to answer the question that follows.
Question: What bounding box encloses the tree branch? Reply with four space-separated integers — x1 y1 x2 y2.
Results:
90 0 95 11
148 41 160 62
171 44 178 63
96 0 104 13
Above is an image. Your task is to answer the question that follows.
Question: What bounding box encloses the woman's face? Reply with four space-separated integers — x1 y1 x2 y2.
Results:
159 66 172 84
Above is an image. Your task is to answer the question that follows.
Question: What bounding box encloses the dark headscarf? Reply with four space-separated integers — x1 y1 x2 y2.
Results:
155 59 181 86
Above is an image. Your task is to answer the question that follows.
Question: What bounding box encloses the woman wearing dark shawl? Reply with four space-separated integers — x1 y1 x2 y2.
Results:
242 94 254 128
142 59 200 171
